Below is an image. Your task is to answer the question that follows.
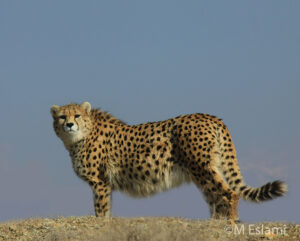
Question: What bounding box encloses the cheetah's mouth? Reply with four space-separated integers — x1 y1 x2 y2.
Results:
63 126 79 133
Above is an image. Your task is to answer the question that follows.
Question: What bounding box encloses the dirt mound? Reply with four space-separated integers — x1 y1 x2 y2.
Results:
0 217 298 241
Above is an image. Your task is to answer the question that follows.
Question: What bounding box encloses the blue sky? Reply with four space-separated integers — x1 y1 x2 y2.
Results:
0 1 299 222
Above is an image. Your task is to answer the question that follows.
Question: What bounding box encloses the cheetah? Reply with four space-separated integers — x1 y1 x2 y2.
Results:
50 102 287 222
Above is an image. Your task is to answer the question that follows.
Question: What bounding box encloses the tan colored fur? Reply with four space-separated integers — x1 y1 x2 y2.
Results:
51 102 287 221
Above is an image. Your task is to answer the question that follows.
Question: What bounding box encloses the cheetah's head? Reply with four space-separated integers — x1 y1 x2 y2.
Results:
50 102 92 146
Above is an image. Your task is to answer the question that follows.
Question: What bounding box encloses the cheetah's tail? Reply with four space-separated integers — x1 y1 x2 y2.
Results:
216 121 287 202
236 180 287 203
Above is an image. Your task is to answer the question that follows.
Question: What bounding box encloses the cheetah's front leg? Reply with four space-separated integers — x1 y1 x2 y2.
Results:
90 180 111 218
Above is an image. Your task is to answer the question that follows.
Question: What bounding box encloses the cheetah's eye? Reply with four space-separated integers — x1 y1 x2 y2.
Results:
75 114 81 119
59 115 66 120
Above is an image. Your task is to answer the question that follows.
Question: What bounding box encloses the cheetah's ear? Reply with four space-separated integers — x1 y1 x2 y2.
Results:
80 102 91 114
50 105 60 118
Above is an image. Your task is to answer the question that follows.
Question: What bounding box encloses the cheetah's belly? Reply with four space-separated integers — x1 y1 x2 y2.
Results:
108 165 192 197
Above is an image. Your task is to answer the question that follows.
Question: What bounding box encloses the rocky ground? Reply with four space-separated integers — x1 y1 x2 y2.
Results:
0 216 299 241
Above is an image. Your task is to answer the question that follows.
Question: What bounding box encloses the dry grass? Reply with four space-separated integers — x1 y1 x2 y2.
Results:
0 216 299 241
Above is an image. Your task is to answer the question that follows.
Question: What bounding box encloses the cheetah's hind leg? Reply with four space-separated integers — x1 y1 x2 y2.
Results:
189 161 239 222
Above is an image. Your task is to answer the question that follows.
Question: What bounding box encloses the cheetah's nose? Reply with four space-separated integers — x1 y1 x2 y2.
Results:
66 122 74 128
